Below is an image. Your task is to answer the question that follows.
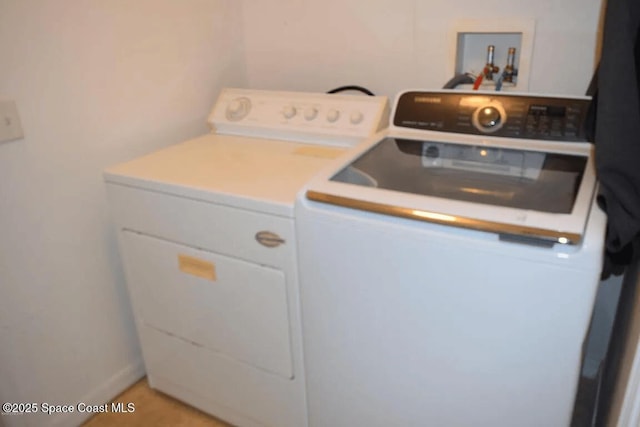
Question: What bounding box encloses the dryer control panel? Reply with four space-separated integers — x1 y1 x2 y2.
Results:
209 88 390 147
392 90 591 142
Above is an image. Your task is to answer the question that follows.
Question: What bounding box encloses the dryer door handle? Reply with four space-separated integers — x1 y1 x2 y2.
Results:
255 231 286 248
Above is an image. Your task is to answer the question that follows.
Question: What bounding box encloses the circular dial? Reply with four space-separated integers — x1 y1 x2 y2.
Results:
350 110 364 125
326 109 340 123
283 105 297 119
478 107 501 128
304 107 318 121
225 97 252 121
472 102 507 133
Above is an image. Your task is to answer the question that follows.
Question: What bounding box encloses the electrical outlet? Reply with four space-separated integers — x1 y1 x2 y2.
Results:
0 100 24 143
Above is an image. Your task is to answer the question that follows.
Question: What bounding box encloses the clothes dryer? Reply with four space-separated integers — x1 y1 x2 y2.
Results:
104 88 389 427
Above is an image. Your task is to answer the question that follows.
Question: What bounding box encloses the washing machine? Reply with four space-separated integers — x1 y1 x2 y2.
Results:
103 88 389 427
295 90 606 427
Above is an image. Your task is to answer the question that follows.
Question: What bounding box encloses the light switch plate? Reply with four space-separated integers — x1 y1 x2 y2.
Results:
0 100 24 143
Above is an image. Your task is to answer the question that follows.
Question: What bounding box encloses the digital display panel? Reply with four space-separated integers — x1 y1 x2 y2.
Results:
528 105 567 117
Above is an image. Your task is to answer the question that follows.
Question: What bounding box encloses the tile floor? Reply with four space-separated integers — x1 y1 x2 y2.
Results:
82 378 232 427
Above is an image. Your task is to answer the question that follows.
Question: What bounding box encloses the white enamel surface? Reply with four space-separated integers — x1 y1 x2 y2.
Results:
295 188 606 426
104 133 354 217
104 87 387 427
104 134 329 424
106 183 308 427
295 88 606 426
121 231 293 379
143 328 305 427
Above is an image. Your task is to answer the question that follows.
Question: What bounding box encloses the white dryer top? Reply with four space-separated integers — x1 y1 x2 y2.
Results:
104 133 350 217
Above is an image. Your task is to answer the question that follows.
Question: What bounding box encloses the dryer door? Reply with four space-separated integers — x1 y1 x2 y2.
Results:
121 230 293 379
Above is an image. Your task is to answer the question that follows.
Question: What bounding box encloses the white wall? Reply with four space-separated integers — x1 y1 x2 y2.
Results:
0 1 245 426
242 0 602 98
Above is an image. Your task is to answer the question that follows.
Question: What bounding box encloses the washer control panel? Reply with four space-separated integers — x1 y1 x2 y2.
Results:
393 90 591 141
209 88 390 146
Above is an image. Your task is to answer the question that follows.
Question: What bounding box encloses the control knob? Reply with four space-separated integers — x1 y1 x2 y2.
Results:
283 105 297 119
472 102 507 133
326 109 340 123
478 107 501 128
304 107 318 121
225 97 252 121
350 110 364 125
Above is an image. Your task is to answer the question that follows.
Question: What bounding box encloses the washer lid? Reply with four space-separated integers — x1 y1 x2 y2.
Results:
305 134 598 246
332 137 586 214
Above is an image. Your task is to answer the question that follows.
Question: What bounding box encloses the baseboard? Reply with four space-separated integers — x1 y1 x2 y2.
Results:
47 359 145 427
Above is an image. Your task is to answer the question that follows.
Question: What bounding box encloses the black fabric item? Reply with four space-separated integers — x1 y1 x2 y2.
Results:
589 0 640 279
